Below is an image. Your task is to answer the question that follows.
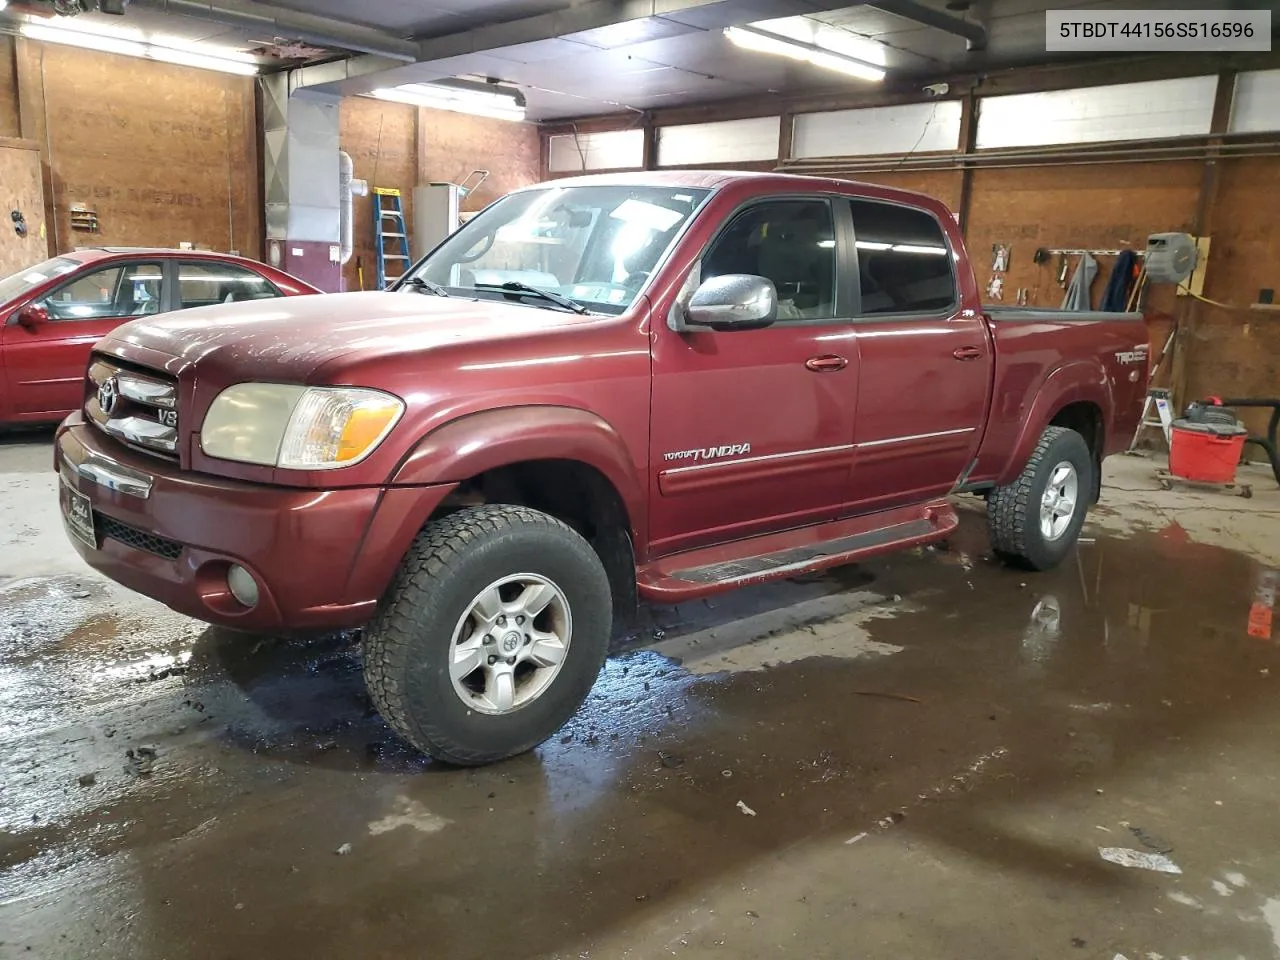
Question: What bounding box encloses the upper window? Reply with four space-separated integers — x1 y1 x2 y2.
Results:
413 184 709 315
702 199 836 322
39 262 163 321
849 199 956 316
178 262 281 309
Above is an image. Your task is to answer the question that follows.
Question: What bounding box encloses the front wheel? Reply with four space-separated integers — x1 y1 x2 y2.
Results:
988 425 1093 571
363 504 612 765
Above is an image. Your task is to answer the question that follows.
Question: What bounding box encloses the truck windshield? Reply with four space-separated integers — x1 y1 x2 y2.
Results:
0 256 80 304
405 184 709 314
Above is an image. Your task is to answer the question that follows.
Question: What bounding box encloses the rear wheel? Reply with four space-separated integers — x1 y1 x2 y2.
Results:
363 504 612 765
988 425 1093 571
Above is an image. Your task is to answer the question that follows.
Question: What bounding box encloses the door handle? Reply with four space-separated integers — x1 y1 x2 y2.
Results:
952 346 983 361
805 354 848 373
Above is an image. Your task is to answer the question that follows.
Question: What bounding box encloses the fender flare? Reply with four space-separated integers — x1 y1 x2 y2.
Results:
390 404 645 536
996 361 1114 486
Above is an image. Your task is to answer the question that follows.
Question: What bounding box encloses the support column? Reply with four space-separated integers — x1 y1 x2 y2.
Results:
14 38 57 257
955 89 979 234
262 71 343 292
1169 69 1236 407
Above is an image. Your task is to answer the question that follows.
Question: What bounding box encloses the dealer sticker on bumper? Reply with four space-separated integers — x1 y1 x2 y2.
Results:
61 480 96 550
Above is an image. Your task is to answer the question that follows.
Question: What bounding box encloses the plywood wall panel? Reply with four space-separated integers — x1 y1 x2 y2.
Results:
14 41 257 263
0 139 47 276
419 107 539 214
339 97 417 291
1183 156 1280 437
964 162 1201 318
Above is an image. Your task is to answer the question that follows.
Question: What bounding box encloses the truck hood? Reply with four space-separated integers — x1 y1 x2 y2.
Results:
102 291 604 381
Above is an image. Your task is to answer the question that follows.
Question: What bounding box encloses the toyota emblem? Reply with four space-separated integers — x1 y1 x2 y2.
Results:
97 376 119 415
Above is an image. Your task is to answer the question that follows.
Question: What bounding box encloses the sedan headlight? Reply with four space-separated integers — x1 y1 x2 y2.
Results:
201 384 404 469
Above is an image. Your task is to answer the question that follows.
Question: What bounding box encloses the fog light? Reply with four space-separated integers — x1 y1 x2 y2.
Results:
227 564 259 608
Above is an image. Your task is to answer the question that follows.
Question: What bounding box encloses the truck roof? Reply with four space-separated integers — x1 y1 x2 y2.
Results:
536 169 949 213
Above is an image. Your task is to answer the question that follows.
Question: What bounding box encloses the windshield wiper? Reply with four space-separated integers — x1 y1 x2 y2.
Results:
476 281 587 315
401 275 450 297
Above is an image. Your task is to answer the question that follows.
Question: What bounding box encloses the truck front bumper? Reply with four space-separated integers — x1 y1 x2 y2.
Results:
55 416 456 631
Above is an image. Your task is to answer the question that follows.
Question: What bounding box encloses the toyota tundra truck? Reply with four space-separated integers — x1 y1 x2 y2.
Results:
54 171 1149 765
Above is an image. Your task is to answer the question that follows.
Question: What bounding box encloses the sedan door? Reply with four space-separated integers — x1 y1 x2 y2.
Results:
1 260 165 420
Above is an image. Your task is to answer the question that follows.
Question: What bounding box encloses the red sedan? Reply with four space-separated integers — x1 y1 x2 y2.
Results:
0 248 319 425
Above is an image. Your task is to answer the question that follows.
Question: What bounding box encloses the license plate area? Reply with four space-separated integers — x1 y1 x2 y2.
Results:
61 479 97 549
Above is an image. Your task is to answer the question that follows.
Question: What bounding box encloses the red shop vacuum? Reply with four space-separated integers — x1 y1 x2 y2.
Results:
1170 397 1280 487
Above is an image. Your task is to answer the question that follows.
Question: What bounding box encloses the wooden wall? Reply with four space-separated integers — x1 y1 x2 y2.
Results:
0 38 19 140
340 97 418 291
1184 157 1280 436
2 38 260 262
336 101 541 290
418 107 540 215
963 162 1198 315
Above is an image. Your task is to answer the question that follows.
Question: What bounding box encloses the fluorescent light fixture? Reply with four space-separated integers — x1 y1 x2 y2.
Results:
855 240 949 255
20 22 259 75
892 244 948 255
149 48 258 76
725 24 886 82
371 82 526 122
22 23 146 58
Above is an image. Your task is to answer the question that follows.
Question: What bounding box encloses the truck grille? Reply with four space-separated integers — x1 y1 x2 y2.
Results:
97 513 184 560
86 358 179 460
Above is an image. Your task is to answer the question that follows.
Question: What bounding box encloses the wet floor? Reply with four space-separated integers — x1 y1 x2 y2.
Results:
3 436 1280 960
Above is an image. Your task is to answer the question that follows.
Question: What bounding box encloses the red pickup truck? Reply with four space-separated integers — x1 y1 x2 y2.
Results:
55 172 1148 765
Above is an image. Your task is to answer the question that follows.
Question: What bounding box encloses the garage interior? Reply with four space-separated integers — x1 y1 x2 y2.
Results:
4 0 1280 957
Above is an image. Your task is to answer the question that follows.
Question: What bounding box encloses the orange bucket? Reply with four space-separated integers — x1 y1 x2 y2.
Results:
1169 419 1247 483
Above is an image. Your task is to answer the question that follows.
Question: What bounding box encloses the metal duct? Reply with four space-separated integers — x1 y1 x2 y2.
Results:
130 0 418 61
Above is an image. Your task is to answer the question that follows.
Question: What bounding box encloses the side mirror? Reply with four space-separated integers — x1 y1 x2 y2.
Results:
16 303 49 329
679 274 777 332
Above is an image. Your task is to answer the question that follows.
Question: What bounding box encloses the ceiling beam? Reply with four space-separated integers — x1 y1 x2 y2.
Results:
868 0 986 51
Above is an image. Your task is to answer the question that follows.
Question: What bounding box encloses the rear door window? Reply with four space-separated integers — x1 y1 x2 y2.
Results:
178 261 281 309
849 199 956 316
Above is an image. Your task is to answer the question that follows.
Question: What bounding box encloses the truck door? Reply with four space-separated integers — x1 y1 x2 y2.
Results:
648 196 860 556
846 197 991 510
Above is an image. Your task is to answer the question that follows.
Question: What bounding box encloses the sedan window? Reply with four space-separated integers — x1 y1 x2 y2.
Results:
178 262 282 308
39 263 163 321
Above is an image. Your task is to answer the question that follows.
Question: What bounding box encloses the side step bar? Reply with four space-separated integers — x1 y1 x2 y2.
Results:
637 500 958 603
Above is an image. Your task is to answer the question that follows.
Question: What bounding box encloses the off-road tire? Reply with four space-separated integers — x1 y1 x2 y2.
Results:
363 504 612 765
988 425 1093 571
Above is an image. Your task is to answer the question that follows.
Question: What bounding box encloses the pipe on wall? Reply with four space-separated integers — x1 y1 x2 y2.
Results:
777 139 1280 175
337 150 368 266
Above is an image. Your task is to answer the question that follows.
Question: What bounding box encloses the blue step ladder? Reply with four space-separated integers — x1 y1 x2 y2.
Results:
373 187 410 289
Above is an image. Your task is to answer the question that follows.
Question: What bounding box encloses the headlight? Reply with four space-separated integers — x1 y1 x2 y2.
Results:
201 384 404 469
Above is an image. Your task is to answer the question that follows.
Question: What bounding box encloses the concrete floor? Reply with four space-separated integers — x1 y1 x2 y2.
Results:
3 429 1280 960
